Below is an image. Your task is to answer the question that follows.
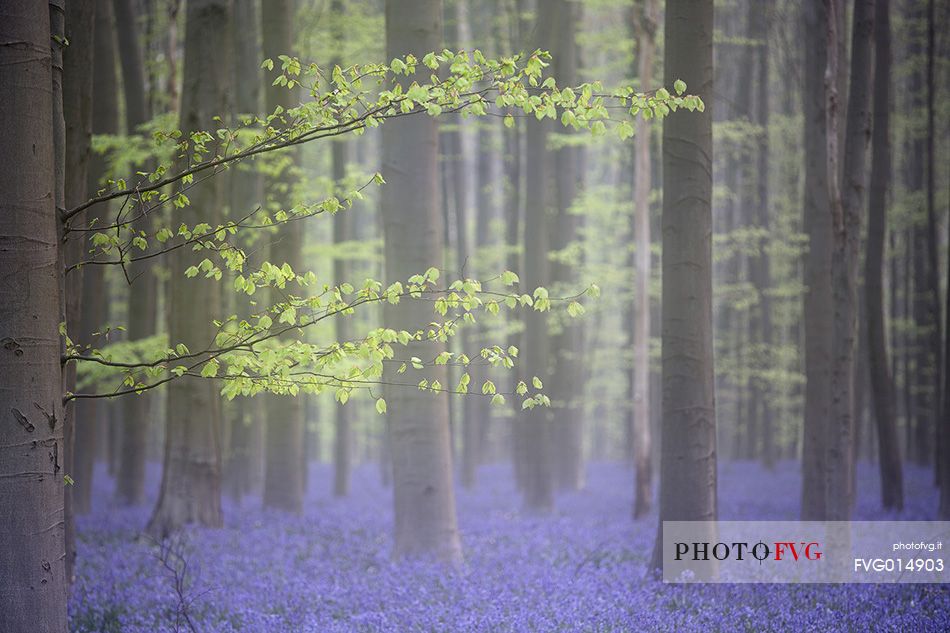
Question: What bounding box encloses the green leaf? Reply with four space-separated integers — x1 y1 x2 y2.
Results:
375 398 387 415
532 376 543 389
673 79 687 96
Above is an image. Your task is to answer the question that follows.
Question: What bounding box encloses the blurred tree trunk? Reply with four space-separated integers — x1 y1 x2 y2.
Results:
147 0 231 537
383 0 462 564
520 4 557 513
865 0 903 511
262 0 306 514
630 0 657 518
826 0 873 520
75 0 119 517
749 0 775 469
114 0 157 507
331 0 352 497
550 0 586 493
650 0 716 573
225 0 264 505
0 2 68 629
800 0 833 520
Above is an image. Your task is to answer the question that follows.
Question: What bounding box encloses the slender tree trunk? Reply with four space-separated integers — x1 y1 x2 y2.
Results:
825 0 873 521
0 2 68 629
650 0 716 573
550 0 586 493
519 3 557 513
331 44 352 496
147 0 231 537
261 0 306 514
800 0 834 520
630 0 657 518
865 0 903 511
225 0 264 505
114 0 157 507
382 0 462 564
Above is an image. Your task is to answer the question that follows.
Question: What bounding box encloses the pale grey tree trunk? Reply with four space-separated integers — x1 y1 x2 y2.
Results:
382 0 462 564
0 2 68 629
147 0 231 537
630 0 657 519
650 0 716 573
261 0 306 514
800 0 834 520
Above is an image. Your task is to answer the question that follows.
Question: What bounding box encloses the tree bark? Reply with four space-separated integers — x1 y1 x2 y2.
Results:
225 0 265 505
550 0 586 493
260 0 306 514
382 0 462 564
630 0 657 519
0 2 68 629
800 0 834 520
114 0 157 507
519 1 557 513
147 0 231 537
865 0 904 511
650 0 716 573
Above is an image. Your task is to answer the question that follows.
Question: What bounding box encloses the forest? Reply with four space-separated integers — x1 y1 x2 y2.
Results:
0 0 948 630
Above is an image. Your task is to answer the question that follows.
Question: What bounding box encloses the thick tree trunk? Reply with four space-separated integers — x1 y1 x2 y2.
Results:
630 0 657 519
800 0 834 520
382 0 462 564
332 139 352 497
147 0 231 537
0 2 68 630
650 0 716 573
261 0 306 514
114 0 157 507
865 0 904 511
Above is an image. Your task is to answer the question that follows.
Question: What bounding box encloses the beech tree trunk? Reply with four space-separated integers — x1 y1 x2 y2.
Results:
0 2 68 629
650 0 716 572
382 0 462 564
147 0 231 537
630 0 657 519
225 0 265 505
550 0 586 493
866 0 903 511
800 0 834 520
261 0 306 514
115 0 157 507
825 0 873 521
520 3 557 513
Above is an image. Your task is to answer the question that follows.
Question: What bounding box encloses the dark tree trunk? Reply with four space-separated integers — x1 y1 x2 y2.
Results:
650 0 716 573
800 0 834 520
114 0 157 507
147 0 231 537
865 0 903 511
0 2 68 629
382 0 462 564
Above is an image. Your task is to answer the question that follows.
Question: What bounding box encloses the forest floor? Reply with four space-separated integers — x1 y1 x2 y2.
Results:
71 460 949 632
